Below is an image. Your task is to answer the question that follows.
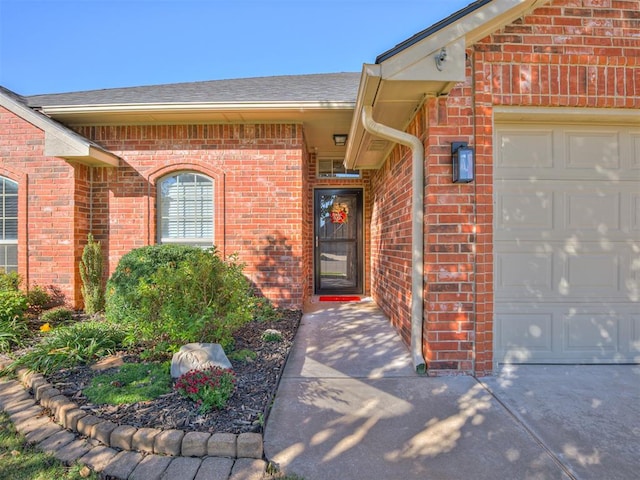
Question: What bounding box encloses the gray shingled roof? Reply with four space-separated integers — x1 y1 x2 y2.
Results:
26 72 361 107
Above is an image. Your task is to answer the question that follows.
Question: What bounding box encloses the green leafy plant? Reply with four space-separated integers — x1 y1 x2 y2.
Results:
106 245 254 355
174 366 236 413
0 271 21 291
79 233 105 315
227 348 257 363
25 285 51 315
252 297 282 322
40 307 74 325
9 321 126 374
261 329 283 342
84 362 171 405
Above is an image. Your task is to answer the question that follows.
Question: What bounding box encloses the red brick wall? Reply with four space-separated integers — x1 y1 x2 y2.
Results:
372 0 640 375
0 107 82 305
75 123 307 308
369 116 423 347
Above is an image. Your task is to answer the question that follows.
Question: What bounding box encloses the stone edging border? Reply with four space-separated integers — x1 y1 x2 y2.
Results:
1 363 264 460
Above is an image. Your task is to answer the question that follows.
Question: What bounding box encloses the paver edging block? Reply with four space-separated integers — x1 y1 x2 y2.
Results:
78 445 119 472
110 424 138 451
181 431 211 457
63 408 88 431
47 394 71 415
154 428 185 456
132 427 162 454
55 401 78 424
76 414 102 437
229 458 268 480
208 432 237 458
237 432 263 459
102 450 145 480
91 420 118 445
37 386 61 405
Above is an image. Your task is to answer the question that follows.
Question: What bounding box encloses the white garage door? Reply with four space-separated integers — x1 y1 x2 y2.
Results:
494 123 640 365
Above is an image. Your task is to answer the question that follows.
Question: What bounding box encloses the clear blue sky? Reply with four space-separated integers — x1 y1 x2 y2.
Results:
0 0 472 96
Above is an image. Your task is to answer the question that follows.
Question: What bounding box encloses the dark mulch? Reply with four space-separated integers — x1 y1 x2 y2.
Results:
44 310 301 435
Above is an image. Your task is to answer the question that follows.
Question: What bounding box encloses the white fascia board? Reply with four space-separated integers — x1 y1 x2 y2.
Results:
39 101 355 116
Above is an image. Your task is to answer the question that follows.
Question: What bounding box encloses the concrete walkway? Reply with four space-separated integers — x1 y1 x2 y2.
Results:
264 299 640 480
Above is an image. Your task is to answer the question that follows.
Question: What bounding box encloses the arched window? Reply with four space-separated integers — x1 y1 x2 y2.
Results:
0 176 18 272
157 172 213 246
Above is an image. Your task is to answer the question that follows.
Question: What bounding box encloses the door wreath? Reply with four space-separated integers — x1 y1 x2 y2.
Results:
329 202 349 224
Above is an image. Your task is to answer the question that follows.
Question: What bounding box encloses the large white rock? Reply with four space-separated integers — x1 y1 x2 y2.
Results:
170 343 233 379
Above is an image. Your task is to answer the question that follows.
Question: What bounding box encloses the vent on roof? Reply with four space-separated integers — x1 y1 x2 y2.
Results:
367 139 389 151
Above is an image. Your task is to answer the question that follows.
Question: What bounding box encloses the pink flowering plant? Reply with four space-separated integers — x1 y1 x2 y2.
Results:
174 366 236 413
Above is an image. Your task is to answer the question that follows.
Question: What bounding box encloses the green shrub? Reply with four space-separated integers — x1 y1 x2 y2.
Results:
0 271 21 292
0 272 30 352
79 233 105 315
175 366 236 413
40 307 74 325
106 245 253 354
9 321 126 374
84 362 171 405
0 289 28 324
25 285 51 315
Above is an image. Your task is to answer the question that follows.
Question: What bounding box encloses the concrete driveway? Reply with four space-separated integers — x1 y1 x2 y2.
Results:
263 300 640 480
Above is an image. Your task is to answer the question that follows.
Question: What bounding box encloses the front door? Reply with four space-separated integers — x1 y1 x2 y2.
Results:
314 188 363 294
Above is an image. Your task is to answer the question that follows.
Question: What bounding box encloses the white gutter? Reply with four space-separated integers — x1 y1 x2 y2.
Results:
361 105 426 373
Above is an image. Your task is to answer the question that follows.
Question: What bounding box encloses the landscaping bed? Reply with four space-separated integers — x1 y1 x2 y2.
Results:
42 310 301 435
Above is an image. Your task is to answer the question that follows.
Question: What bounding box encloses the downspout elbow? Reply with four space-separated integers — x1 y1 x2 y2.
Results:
361 106 426 374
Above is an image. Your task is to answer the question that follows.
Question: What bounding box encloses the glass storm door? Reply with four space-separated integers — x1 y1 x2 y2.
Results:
314 188 363 294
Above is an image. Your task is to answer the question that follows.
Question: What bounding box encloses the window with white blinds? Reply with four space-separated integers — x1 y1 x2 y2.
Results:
0 176 18 272
158 172 213 246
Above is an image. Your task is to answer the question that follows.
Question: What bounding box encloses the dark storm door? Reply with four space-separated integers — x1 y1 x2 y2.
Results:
314 188 363 294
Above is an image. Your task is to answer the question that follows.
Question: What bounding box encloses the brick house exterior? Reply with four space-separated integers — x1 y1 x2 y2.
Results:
1 0 638 375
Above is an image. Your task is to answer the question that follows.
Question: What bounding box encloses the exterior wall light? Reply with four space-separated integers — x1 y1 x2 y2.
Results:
333 134 348 146
452 142 474 183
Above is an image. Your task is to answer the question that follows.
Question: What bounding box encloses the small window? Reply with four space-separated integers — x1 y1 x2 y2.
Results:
0 176 18 273
317 159 361 179
158 172 213 246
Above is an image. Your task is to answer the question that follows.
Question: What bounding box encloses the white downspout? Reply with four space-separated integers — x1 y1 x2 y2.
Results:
361 105 426 373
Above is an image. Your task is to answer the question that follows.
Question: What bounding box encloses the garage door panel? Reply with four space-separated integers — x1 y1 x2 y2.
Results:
566 131 620 170
631 315 640 358
632 193 640 232
631 132 640 169
496 130 554 169
495 123 639 365
566 191 621 231
497 188 555 231
564 312 619 353
496 251 554 298
566 253 620 293
497 312 554 363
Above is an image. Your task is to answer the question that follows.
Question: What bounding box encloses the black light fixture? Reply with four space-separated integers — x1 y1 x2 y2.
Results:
451 142 474 183
333 134 348 146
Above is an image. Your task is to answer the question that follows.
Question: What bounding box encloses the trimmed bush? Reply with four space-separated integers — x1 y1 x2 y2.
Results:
79 233 105 315
106 245 254 355
0 274 29 352
40 307 74 325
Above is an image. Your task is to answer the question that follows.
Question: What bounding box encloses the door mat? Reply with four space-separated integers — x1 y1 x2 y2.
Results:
318 296 361 302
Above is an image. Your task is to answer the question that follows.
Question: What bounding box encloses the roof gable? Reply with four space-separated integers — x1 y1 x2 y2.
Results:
0 86 119 167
